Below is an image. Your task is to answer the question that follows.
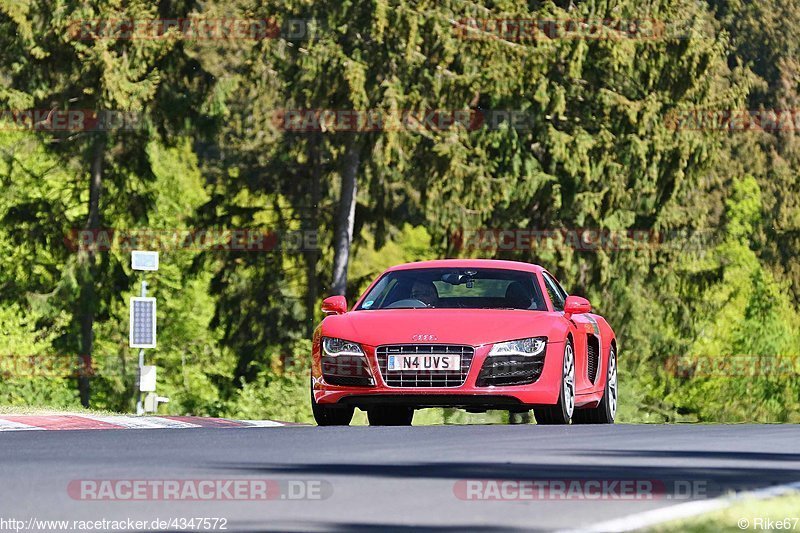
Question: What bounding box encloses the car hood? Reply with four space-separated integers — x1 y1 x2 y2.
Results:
321 309 566 347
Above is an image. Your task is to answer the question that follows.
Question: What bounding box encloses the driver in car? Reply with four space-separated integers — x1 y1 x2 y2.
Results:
410 281 439 307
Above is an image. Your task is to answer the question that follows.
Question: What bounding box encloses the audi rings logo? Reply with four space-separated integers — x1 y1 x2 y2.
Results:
412 334 438 342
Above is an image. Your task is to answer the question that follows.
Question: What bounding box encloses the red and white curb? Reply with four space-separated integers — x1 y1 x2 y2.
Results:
0 415 301 431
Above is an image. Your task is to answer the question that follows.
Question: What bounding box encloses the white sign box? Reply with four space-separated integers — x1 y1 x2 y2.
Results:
131 250 159 271
139 365 157 392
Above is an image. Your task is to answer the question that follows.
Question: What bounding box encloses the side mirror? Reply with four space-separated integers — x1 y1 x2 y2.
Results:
564 295 591 318
321 295 347 315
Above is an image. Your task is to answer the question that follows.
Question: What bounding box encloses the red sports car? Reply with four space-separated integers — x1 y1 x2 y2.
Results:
311 259 617 426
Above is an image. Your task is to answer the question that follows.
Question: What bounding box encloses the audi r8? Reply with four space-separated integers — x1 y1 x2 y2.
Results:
311 259 617 426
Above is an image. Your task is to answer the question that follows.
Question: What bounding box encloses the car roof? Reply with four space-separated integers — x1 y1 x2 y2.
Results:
386 259 544 274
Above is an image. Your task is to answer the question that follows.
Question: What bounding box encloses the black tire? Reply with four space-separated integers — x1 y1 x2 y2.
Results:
534 340 575 425
572 345 617 424
311 382 354 426
367 406 414 426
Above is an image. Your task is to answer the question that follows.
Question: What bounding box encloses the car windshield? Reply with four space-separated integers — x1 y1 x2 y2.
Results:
356 268 546 310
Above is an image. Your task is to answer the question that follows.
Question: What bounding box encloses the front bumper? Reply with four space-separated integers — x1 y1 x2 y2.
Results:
312 341 565 408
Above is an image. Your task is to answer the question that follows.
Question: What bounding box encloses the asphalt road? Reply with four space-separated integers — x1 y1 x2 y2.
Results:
1 424 799 532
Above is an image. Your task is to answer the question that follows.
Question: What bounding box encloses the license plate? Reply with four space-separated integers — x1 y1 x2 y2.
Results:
387 355 461 371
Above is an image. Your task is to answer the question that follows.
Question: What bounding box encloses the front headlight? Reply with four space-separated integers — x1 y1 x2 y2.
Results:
322 337 365 357
488 337 547 357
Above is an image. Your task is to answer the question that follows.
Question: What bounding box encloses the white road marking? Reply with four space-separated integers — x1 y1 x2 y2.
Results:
0 415 297 431
557 480 800 532
241 420 286 427
0 419 42 431
81 415 202 429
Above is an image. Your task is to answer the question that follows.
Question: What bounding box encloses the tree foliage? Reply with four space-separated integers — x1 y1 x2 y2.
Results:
0 0 797 422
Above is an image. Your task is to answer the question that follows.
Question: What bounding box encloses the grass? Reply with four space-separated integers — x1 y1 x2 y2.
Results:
648 493 800 532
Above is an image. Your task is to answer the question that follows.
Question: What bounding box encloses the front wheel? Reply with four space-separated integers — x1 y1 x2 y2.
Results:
311 383 354 426
572 345 617 424
534 340 575 425
367 406 414 426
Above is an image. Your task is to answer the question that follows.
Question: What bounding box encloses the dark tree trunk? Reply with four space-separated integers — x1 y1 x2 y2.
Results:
77 135 104 407
304 133 322 336
330 135 360 297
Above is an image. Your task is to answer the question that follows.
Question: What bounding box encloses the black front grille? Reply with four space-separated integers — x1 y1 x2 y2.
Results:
376 345 473 388
587 336 599 384
322 355 374 386
476 354 545 387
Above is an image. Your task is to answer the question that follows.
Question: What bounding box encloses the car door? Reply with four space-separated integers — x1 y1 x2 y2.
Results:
541 271 595 394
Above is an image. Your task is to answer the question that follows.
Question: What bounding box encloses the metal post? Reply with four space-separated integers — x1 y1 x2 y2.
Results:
136 348 145 415
135 278 147 415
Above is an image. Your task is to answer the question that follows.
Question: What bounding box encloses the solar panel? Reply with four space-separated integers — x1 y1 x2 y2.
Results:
130 297 157 348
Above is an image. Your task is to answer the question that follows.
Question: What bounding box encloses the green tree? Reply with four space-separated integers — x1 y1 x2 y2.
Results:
0 0 216 406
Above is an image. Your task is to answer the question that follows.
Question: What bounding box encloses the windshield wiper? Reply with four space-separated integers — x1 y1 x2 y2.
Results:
476 307 532 310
